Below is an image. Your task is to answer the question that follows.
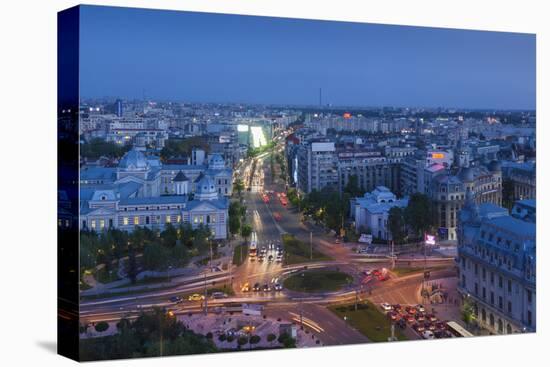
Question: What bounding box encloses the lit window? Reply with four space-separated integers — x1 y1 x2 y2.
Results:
99 219 105 229
211 214 217 223
193 216 199 224
123 217 129 225
134 216 139 225
91 220 96 229
166 215 171 223
177 215 181 223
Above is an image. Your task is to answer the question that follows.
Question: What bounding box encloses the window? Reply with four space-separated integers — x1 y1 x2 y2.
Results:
527 311 532 326
166 215 171 223
474 283 479 295
133 216 139 225
123 217 129 225
498 319 503 333
490 272 494 285
177 215 181 223
482 287 486 300
499 296 503 309
527 290 532 304
145 216 150 225
482 268 486 281
499 276 503 288
508 301 512 314
490 292 494 305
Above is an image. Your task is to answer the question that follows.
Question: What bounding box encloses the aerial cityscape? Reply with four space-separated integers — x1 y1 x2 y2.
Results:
67 5 536 361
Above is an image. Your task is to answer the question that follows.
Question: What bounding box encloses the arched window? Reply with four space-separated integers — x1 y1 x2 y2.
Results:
507 324 512 334
481 309 486 322
498 319 503 333
490 314 495 328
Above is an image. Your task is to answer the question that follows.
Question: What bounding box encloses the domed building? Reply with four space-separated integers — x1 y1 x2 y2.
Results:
79 146 230 239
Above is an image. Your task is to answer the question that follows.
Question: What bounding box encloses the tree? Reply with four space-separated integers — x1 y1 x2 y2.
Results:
267 333 277 346
404 193 433 238
249 335 261 344
233 179 244 197
142 244 169 271
344 174 364 197
277 333 296 348
127 244 138 284
240 224 252 242
388 207 406 244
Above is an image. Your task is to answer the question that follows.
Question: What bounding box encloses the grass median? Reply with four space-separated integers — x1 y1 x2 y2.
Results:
282 234 331 265
329 301 408 342
232 244 248 266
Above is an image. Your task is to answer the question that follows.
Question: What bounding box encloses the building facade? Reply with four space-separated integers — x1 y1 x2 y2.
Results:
457 195 536 334
79 148 230 239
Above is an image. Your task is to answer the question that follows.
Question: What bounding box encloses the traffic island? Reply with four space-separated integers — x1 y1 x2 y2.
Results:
283 269 352 293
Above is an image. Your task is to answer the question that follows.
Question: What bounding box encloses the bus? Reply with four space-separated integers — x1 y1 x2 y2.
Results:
249 231 258 259
446 321 474 337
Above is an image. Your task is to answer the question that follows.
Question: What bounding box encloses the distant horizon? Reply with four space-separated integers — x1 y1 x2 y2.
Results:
79 96 536 113
80 5 536 110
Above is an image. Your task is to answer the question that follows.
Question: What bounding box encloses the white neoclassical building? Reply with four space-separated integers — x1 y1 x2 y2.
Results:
79 147 230 239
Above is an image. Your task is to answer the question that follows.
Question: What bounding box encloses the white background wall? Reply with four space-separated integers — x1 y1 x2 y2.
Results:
0 1 548 366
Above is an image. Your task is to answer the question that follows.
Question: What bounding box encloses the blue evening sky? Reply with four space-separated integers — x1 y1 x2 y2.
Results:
79 5 536 110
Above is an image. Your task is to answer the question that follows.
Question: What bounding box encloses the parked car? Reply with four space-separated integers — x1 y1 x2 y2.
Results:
405 314 416 324
405 306 417 315
434 330 451 339
425 322 436 331
397 318 407 329
422 330 435 339
211 292 227 299
426 314 438 322
372 269 381 277
268 255 274 262
364 270 373 276
415 313 426 322
413 323 426 333
415 304 425 313
392 304 402 311
381 302 393 312
387 311 400 321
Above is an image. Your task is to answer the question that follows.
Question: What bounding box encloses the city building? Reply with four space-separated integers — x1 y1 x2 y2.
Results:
79 148 230 239
296 139 338 194
350 186 408 239
457 193 536 334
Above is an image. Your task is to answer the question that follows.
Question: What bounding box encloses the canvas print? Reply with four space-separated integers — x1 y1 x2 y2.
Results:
58 4 536 361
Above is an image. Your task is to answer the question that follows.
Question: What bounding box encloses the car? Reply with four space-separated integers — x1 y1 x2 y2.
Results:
415 304 425 313
424 322 436 331
241 283 250 292
434 330 451 339
381 303 393 312
426 314 438 322
274 283 283 291
335 238 341 244
268 255 274 262
169 296 183 304
435 321 447 331
276 257 283 263
253 283 261 292
372 269 381 277
387 311 400 321
397 318 407 329
405 314 416 324
421 330 435 339
415 313 426 322
405 306 417 315
258 256 265 262
392 304 402 311
364 270 373 276
262 284 271 292
413 323 425 333
211 292 227 299
188 293 205 301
